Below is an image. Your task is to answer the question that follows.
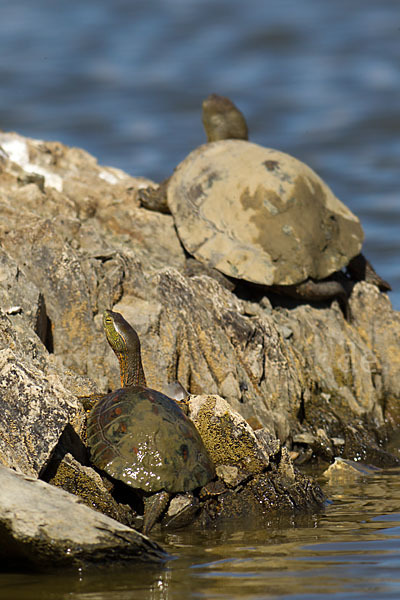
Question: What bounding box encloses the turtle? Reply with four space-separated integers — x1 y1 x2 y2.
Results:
86 309 215 534
139 94 390 318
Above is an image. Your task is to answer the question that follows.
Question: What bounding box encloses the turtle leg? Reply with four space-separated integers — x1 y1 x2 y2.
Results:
137 179 170 214
346 253 391 292
282 279 351 320
143 491 170 535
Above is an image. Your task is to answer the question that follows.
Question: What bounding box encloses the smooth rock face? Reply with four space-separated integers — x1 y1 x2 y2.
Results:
167 139 364 286
0 465 167 568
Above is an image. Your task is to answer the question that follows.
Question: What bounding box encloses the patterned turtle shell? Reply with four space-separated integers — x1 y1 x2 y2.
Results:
166 139 364 287
87 385 215 493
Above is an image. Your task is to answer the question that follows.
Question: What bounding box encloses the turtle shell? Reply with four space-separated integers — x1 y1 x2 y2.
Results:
86 385 215 494
167 139 364 286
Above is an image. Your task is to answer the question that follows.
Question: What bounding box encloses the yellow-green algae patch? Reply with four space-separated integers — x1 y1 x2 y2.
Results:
188 394 269 474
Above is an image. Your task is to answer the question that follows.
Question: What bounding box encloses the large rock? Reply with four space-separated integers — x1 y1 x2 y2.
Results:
0 465 167 568
188 394 271 476
0 130 399 471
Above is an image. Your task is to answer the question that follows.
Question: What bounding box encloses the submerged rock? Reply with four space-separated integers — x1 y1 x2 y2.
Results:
322 457 381 484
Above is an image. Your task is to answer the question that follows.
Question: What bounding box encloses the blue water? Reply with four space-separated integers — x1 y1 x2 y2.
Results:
1 0 399 308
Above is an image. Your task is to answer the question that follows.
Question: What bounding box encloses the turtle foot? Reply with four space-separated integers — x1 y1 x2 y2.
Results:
347 253 391 292
274 279 351 321
142 491 170 535
78 393 105 413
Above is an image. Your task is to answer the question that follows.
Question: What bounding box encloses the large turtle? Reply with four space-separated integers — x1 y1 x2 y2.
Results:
139 94 390 317
86 309 215 534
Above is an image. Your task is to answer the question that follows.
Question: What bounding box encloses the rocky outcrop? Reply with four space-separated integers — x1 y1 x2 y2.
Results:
0 308 86 477
0 132 399 463
0 131 399 552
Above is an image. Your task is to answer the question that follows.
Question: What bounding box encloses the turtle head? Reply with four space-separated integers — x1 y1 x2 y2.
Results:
103 309 134 352
103 309 146 388
202 94 249 142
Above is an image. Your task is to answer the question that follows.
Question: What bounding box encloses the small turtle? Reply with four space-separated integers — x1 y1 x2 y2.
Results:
86 309 215 534
139 94 390 317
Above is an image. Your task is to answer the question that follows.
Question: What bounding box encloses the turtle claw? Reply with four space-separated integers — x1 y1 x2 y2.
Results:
78 393 105 413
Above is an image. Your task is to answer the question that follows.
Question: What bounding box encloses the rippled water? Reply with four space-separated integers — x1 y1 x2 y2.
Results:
1 0 399 307
2 469 400 599
1 2 400 597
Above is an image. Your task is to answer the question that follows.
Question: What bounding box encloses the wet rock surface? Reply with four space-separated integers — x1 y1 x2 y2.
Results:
0 132 399 563
322 457 381 485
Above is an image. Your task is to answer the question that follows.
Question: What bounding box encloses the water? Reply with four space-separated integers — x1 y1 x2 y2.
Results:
2 469 400 599
0 0 399 307
1 2 400 597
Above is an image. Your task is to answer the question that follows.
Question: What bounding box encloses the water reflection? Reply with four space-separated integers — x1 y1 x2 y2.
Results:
2 471 400 599
156 469 400 600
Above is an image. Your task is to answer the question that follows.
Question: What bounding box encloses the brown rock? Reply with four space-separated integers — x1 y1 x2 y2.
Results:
0 130 398 477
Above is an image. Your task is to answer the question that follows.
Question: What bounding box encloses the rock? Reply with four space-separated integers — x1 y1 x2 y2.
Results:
162 493 200 529
0 129 399 485
185 394 324 522
215 465 241 487
322 457 381 484
0 311 84 476
188 394 271 476
197 446 325 526
350 283 400 426
0 465 167 569
254 428 281 456
0 247 46 342
292 429 335 464
162 380 188 402
293 433 316 445
46 453 137 527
